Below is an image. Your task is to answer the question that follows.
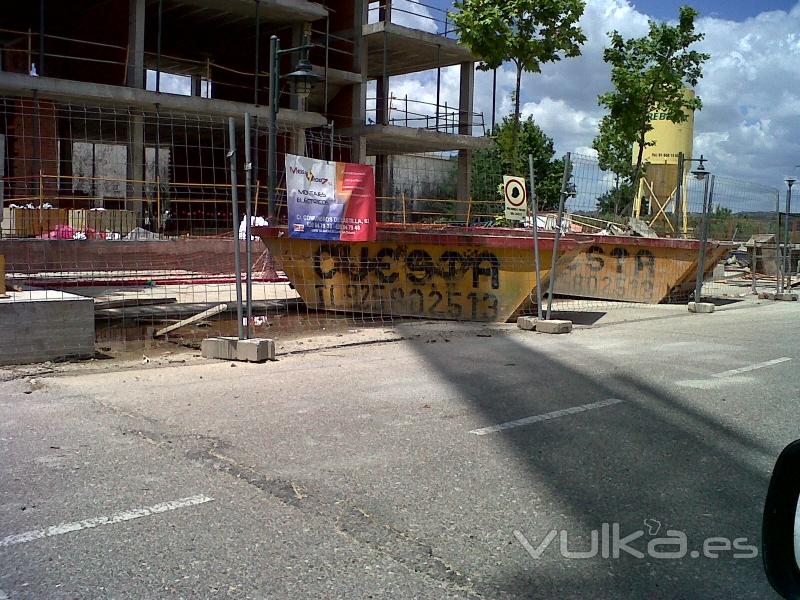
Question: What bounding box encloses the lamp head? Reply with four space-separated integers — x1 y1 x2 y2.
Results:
691 155 708 181
283 57 322 100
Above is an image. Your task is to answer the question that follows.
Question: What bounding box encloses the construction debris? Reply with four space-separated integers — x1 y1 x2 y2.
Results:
155 303 228 337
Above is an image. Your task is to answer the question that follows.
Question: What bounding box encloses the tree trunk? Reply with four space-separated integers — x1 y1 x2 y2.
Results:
512 61 523 175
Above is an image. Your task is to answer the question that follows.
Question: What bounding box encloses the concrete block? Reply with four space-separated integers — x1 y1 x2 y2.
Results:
535 319 573 334
516 316 538 331
688 302 715 314
237 338 276 362
760 292 798 301
0 290 95 365
201 337 239 360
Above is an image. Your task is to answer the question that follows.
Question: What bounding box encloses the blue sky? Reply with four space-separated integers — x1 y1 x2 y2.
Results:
390 0 800 196
425 0 797 22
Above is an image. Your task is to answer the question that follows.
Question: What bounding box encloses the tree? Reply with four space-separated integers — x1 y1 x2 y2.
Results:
596 181 634 217
472 116 565 214
594 6 709 192
450 0 586 173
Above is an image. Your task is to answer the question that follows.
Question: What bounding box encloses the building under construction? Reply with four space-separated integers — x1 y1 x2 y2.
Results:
0 0 490 236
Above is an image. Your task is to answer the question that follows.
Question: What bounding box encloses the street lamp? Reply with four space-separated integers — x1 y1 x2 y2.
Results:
267 34 322 221
676 153 708 235
689 155 712 303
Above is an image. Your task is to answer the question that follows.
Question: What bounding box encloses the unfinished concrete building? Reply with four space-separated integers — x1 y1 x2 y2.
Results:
0 0 490 235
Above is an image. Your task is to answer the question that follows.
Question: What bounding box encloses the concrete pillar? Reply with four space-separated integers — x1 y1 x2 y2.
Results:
127 0 146 221
289 23 308 157
191 74 202 97
127 117 144 219
127 0 145 89
375 155 391 221
456 61 474 222
350 0 368 163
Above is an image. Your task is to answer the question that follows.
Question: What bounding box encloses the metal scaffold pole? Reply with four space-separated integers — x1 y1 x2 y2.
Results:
528 154 542 320
546 152 571 321
228 117 245 340
244 112 254 339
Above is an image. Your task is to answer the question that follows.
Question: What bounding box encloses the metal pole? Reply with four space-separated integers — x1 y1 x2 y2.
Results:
39 0 45 75
491 68 497 133
776 190 783 294
229 118 245 340
675 152 684 236
324 14 330 115
267 35 278 221
546 153 571 320
435 46 441 131
329 121 335 162
528 154 543 320
156 0 162 92
694 174 713 302
783 183 793 290
244 113 254 339
751 241 757 295
254 0 261 105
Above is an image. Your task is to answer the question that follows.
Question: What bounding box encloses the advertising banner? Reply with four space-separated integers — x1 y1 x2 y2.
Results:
286 154 376 241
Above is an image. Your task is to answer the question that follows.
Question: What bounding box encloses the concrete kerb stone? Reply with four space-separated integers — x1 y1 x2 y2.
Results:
516 316 538 331
535 320 573 334
758 292 798 302
201 337 277 363
237 338 276 362
688 302 715 314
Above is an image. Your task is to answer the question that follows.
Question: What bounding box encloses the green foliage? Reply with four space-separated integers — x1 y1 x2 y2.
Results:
596 181 635 216
472 116 565 215
593 6 709 186
450 0 586 171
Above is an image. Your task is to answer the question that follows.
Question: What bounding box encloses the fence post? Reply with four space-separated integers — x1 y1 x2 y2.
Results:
528 153 542 320
776 190 783 294
676 152 684 236
783 181 794 291
694 174 715 302
244 112 253 339
546 152 571 320
228 117 245 340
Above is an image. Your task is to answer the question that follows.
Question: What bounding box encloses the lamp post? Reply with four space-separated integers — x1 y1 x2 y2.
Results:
267 33 322 221
783 177 796 292
691 156 712 303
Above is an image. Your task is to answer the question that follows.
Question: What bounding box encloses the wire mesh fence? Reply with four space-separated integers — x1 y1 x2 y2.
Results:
1 95 797 365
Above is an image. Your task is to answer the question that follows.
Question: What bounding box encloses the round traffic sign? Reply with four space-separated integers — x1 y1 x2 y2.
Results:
504 178 527 207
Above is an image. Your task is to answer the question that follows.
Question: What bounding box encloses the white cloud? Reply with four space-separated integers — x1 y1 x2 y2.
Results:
386 0 800 191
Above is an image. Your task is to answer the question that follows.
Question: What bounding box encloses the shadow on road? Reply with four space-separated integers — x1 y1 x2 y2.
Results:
400 326 777 598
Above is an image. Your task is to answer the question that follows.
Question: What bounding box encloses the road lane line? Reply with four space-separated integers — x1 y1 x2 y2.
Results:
469 399 624 436
712 357 792 379
0 495 213 549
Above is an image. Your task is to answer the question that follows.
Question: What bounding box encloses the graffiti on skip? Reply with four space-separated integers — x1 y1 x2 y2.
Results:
313 245 501 289
310 244 502 320
562 245 658 298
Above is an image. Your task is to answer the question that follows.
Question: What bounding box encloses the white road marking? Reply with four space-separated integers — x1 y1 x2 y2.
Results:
0 589 8 600
712 357 792 379
0 495 213 549
469 399 624 436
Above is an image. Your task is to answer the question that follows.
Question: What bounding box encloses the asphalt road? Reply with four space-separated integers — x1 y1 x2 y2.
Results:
1 300 799 599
